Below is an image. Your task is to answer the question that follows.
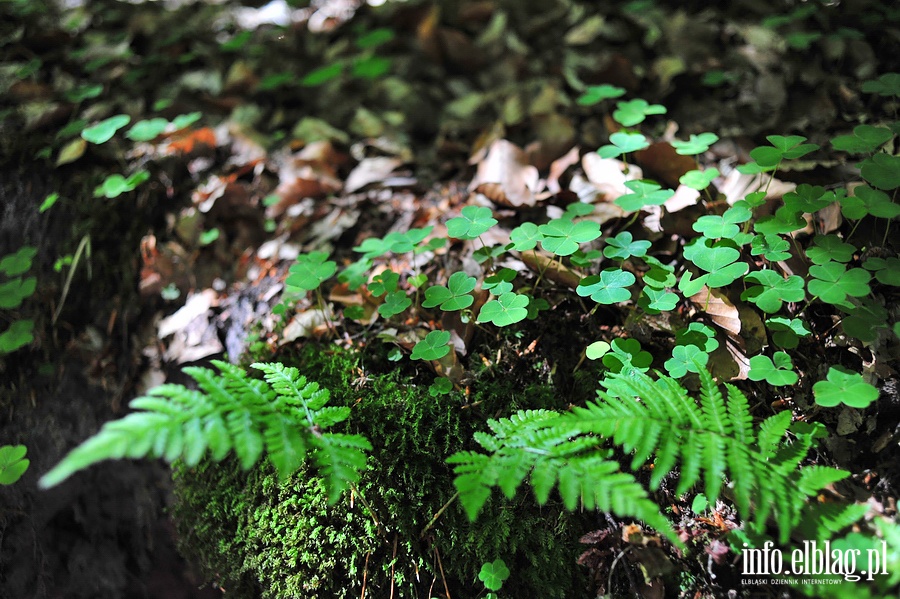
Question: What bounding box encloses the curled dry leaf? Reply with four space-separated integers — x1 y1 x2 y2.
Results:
268 141 346 217
547 146 581 194
581 152 640 202
635 142 697 190
469 139 540 208
689 286 741 337
344 157 404 193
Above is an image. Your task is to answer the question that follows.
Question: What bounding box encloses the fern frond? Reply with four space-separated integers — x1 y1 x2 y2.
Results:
40 361 370 503
451 367 849 546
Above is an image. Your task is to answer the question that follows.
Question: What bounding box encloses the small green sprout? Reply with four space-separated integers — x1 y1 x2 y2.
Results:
748 352 798 386
813 367 879 408
476 292 529 327
410 330 451 361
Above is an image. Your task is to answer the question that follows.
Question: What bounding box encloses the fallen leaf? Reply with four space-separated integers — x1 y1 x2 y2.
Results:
469 139 540 208
344 157 404 193
635 142 697 190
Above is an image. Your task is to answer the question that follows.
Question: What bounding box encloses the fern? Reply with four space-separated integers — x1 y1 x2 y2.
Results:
39 361 370 503
449 367 849 545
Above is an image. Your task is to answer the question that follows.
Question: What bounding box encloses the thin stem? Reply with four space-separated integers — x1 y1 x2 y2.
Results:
419 490 460 539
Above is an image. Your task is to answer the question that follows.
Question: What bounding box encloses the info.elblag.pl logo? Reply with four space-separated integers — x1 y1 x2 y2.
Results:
741 541 890 585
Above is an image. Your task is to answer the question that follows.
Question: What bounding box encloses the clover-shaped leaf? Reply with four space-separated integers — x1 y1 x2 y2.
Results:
603 231 651 260
353 237 392 260
570 249 603 268
864 257 900 286
813 366 879 408
682 238 748 287
665 344 709 378
679 168 720 191
642 256 676 289
861 72 900 97
286 251 337 292
478 559 510 591
753 206 806 235
585 341 611 360
602 338 652 373
597 131 650 159
859 153 900 190
576 269 636 304
525 295 549 320
0 445 29 485
368 270 400 297
639 287 679 313
411 330 451 361
408 273 427 288
447 206 497 239
338 259 371 291
675 322 719 353
576 84 625 106
477 292 529 327
807 262 871 308
842 299 889 343
748 352 798 386
378 290 412 318
0 277 36 309
841 185 900 220
782 185 834 214
429 377 453 396
741 271 805 313
692 208 748 240
93 171 150 198
830 125 893 154
765 317 811 349
473 243 505 264
0 319 34 354
126 118 169 142
805 235 856 265
671 132 719 155
509 222 543 251
81 114 130 144
564 202 595 218
612 98 667 127
422 271 476 311
615 179 674 212
484 268 516 295
538 218 601 257
0 246 37 277
750 234 791 262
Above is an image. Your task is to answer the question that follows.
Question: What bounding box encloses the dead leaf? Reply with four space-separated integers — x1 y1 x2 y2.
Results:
634 142 697 190
581 153 639 202
469 139 540 208
56 137 86 166
689 286 741 337
521 251 582 289
158 289 218 339
547 146 581 194
344 157 404 193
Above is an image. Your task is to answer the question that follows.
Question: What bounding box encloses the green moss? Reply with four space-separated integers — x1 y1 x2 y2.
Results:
172 343 593 598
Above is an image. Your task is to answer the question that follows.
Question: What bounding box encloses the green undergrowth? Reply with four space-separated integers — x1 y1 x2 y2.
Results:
171 342 595 599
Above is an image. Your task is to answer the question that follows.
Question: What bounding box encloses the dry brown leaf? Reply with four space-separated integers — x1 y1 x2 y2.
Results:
469 139 540 208
547 146 581 194
344 157 404 193
581 152 639 202
689 286 741 337
635 142 697 190
520 251 582 289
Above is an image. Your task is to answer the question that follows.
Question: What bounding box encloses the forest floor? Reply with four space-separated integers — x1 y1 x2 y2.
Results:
1 0 899 597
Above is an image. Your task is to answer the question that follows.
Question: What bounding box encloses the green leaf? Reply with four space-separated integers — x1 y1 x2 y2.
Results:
748 352 798 386
352 56 392 79
603 231 651 260
597 132 650 159
446 206 497 240
671 132 719 155
509 222 543 251
813 367 879 408
585 341 611 360
805 235 856 265
286 251 337 292
300 63 344 87
367 270 399 297
753 206 806 235
864 256 900 286
639 287 679 312
680 168 719 191
750 234 791 262
538 218 601 256
0 246 37 277
602 338 652 372
477 292 529 327
81 114 130 144
198 228 219 246
841 185 900 220
830 125 893 154
682 238 747 286
410 330 451 360
377 290 411 318
692 206 750 239
841 299 889 342
642 256 676 289
612 98 666 127
408 273 427 288
665 344 709 378
861 72 900 96
126 117 169 141
576 269 636 304
0 276 36 309
859 153 900 190
429 377 453 396
766 317 811 349
422 271 476 311
39 192 59 213
478 559 510 591
171 112 202 129
615 179 674 212
0 445 29 485
576 84 625 106
741 271 805 313
807 262 871 308
0 319 34 354
355 28 395 49
675 322 719 352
